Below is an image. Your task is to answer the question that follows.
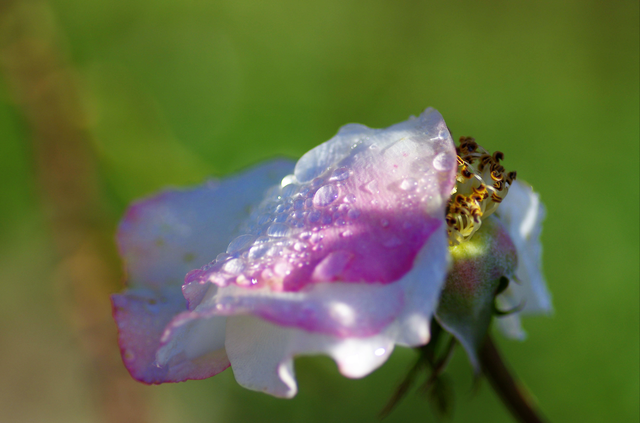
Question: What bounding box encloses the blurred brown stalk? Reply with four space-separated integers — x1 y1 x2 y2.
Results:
0 1 149 422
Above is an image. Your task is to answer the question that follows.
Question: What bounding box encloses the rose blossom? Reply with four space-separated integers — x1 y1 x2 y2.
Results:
111 108 551 397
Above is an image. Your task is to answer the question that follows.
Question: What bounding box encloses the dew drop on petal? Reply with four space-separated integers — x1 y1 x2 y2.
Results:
313 185 340 207
433 151 456 171
399 177 418 192
281 183 298 197
347 208 361 220
216 253 230 262
227 234 256 254
307 210 321 223
267 223 290 237
343 193 356 203
248 243 270 259
223 258 245 275
330 167 351 181
281 174 296 187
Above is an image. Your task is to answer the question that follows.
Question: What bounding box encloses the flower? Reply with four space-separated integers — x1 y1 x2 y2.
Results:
111 108 551 398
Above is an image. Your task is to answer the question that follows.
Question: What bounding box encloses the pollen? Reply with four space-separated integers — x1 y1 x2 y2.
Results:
446 136 516 245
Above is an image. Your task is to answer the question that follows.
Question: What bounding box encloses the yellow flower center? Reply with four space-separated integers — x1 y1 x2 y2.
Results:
446 137 516 246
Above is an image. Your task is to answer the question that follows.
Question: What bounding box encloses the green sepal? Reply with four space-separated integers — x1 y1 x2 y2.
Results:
435 216 517 371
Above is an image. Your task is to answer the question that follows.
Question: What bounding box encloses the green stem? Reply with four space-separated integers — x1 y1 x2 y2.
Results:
479 336 548 423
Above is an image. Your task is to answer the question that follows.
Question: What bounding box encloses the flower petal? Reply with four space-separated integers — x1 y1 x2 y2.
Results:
222 227 450 397
111 287 229 383
225 315 395 398
117 159 296 290
184 108 456 295
496 180 552 314
113 160 295 382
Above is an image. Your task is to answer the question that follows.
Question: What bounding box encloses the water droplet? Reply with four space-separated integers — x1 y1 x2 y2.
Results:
321 214 333 225
267 223 290 237
294 242 307 252
433 151 456 171
255 236 271 244
304 198 314 208
227 234 256 254
343 193 356 203
216 253 230 262
293 199 304 209
281 174 296 187
374 347 386 357
313 185 340 207
399 177 418 192
307 210 321 223
340 230 353 238
274 213 288 223
223 258 245 275
248 243 270 259
299 231 312 241
347 208 361 220
281 183 298 197
310 233 323 244
330 167 350 181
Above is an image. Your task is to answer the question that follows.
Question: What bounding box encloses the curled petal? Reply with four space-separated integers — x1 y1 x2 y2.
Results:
496 180 552 315
223 228 450 397
111 288 229 383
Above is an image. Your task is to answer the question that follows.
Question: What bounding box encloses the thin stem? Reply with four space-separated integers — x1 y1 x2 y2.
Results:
479 336 548 423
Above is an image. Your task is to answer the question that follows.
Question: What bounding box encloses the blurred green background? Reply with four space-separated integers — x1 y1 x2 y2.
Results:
0 0 638 422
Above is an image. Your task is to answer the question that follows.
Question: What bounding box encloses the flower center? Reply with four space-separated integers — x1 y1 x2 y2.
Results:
446 137 517 245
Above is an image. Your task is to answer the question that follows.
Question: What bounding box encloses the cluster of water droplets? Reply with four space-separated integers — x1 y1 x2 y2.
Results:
196 144 368 289
192 120 455 291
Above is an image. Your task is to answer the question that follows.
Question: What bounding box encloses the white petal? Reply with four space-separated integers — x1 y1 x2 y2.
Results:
497 180 552 314
222 227 450 397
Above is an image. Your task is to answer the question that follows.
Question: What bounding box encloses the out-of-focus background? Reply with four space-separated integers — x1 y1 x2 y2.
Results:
0 0 637 422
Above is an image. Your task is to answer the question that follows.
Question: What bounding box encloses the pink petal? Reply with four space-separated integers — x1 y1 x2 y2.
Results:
113 160 295 381
111 288 228 383
117 159 296 290
222 228 450 397
185 108 456 295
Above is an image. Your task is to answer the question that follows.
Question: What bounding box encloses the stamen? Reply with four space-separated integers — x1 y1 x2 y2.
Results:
446 136 516 245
